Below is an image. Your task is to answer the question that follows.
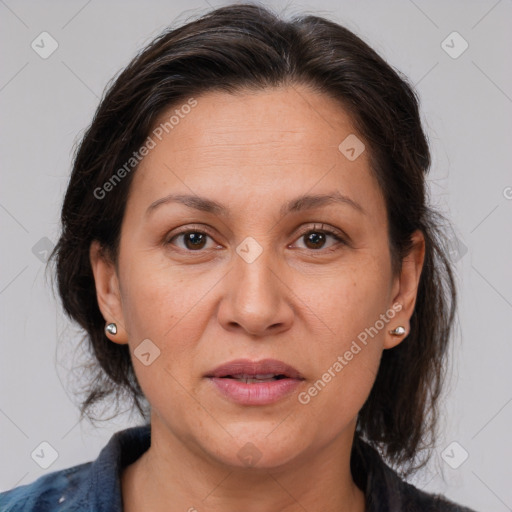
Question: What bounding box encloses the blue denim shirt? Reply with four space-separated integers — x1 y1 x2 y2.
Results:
1 424 477 511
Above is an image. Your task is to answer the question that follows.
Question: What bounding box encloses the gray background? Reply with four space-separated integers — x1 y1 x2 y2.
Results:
1 0 511 510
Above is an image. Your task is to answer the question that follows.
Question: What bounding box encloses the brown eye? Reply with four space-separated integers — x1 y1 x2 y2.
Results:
303 231 328 250
182 232 208 250
166 230 215 251
293 225 346 252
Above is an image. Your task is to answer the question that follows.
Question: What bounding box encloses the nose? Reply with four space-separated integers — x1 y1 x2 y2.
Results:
217 247 294 337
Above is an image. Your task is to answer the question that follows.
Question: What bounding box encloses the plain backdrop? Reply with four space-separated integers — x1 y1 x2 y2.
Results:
1 1 511 510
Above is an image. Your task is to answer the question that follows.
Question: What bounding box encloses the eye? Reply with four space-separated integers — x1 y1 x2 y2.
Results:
165 223 347 253
166 228 219 251
292 224 347 251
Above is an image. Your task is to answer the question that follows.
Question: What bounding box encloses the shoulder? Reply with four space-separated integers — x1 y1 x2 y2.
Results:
0 462 92 511
1 423 151 512
397 476 477 511
352 436 479 512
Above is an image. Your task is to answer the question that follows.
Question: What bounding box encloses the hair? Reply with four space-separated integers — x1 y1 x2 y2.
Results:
47 2 456 475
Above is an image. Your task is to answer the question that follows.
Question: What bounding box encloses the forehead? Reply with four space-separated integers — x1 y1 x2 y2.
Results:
127 85 384 219
148 85 357 159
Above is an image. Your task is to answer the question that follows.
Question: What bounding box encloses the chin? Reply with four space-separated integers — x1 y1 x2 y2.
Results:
206 425 308 471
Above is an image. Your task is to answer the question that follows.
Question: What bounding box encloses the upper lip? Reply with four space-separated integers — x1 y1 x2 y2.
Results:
206 358 304 379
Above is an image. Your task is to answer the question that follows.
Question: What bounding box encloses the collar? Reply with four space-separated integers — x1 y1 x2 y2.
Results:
81 425 399 510
67 425 452 511
351 434 406 511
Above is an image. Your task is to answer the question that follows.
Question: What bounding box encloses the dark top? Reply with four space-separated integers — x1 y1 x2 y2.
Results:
0 424 477 511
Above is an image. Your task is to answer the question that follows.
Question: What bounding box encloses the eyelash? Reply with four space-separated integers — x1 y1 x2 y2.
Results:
165 223 347 253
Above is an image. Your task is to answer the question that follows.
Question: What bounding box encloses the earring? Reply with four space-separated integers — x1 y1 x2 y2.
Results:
105 322 117 336
389 326 406 336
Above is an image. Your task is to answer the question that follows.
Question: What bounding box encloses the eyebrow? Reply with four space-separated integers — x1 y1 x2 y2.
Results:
145 191 365 218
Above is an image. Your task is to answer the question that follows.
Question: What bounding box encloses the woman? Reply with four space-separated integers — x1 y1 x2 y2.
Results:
0 3 478 511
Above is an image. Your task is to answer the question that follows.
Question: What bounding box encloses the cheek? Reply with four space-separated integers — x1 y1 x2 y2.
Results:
119 249 213 342
118 252 226 397
297 297 385 443
118 261 207 410
298 345 382 445
306 255 392 343
295 258 391 422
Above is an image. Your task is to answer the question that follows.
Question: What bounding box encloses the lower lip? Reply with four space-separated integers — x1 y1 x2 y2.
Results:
208 377 303 405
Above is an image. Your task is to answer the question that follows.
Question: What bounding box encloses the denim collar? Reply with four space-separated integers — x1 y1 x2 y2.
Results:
11 424 471 511
81 425 393 510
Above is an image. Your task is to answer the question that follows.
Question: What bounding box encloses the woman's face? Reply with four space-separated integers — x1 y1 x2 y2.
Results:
91 85 423 469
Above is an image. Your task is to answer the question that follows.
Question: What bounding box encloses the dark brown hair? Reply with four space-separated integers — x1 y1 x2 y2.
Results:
48 2 456 475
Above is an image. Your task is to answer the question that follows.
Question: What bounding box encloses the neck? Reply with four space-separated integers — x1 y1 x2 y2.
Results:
122 417 366 512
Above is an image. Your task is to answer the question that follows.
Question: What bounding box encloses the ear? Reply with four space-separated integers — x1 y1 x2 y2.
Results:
385 230 425 349
89 240 129 345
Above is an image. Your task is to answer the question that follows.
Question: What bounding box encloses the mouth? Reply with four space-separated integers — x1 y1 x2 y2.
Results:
205 358 304 380
205 358 304 405
220 374 289 383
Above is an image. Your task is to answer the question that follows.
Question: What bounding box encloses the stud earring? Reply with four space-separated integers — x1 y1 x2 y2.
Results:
389 326 406 336
105 322 117 336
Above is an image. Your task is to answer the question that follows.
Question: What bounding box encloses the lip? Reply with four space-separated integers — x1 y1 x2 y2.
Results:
205 358 305 406
206 358 303 379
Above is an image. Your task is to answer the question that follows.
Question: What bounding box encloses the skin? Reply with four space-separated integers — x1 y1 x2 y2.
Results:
90 84 425 512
